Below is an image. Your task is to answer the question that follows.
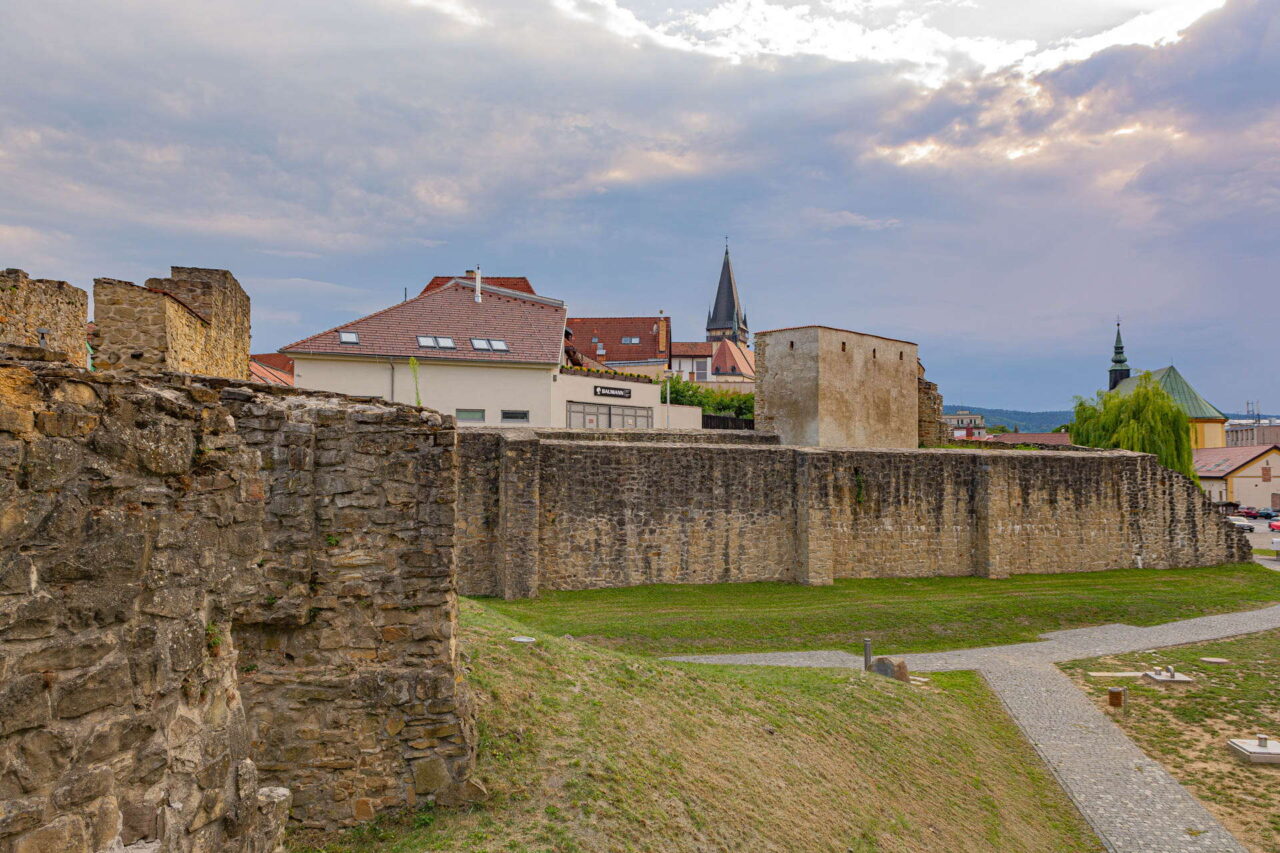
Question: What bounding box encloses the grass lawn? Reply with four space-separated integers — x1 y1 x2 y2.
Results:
1255 548 1277 557
1061 630 1280 852
291 600 1099 853
479 563 1280 658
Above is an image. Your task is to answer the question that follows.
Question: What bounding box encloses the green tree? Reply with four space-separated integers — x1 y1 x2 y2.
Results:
1070 374 1195 480
988 424 1012 435
661 375 754 419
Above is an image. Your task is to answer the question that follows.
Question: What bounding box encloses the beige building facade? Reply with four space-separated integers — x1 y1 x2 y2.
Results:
1195 445 1280 507
755 325 919 448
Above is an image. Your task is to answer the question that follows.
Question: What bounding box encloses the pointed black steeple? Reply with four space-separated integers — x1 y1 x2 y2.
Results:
1108 322 1131 391
706 245 749 344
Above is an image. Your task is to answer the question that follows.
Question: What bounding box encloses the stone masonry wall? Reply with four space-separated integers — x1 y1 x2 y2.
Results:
456 432 1249 598
92 269 251 381
0 346 289 853
0 346 475 850
0 270 88 368
916 375 947 447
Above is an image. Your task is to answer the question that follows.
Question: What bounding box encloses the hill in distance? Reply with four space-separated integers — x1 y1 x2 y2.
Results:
945 405 1280 433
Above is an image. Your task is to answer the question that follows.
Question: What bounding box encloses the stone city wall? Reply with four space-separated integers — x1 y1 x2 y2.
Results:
0 270 89 368
92 269 251 380
456 431 1249 598
916 375 947 447
0 346 474 852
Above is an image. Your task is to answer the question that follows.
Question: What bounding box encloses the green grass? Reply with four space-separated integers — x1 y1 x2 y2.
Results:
1062 629 1280 852
479 563 1280 657
1255 548 1277 557
292 600 1099 853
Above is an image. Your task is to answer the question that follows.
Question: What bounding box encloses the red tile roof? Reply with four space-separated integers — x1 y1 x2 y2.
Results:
420 275 535 296
988 432 1072 445
280 280 566 365
251 352 294 376
671 341 714 357
249 357 294 386
565 316 670 364
1194 445 1280 478
711 339 756 378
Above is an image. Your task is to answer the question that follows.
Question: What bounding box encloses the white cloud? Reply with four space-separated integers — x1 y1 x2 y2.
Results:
803 207 903 230
406 0 489 26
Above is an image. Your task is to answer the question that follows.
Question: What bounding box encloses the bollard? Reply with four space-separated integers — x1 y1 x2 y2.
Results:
1259 734 1270 748
1108 687 1126 709
863 638 872 671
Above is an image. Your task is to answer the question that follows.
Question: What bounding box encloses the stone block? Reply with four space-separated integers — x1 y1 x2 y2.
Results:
12 815 88 853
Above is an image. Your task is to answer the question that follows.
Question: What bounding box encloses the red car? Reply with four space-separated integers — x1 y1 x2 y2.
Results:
1270 519 1280 532
1239 508 1261 518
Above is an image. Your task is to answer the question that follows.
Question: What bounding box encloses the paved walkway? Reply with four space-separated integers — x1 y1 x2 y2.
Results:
671 603 1280 852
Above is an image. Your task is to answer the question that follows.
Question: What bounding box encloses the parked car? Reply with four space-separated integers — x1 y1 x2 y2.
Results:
1227 516 1256 532
1239 508 1261 518
1256 509 1278 519
1270 519 1280 532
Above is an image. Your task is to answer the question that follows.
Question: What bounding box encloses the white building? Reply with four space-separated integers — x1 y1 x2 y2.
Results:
281 273 701 429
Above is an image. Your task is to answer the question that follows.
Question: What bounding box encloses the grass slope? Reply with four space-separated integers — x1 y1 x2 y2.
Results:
294 600 1100 853
1062 630 1280 852
482 564 1280 658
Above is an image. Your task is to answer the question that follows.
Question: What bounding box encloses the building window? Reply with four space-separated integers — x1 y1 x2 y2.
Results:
338 331 359 344
566 401 653 429
841 341 846 352
470 338 508 351
489 339 509 351
436 337 456 349
417 335 437 347
471 338 491 350
501 410 530 423
455 409 485 422
591 337 599 342
621 336 640 344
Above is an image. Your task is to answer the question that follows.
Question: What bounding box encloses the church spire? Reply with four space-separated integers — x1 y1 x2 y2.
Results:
1109 321 1131 391
706 245 748 344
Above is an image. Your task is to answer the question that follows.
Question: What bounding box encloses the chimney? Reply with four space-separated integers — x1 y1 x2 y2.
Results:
474 266 482 304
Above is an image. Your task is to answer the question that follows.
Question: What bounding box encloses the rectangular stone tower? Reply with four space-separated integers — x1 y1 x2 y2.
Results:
756 325 919 448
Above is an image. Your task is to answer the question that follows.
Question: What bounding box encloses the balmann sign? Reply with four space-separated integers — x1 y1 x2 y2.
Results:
594 385 631 399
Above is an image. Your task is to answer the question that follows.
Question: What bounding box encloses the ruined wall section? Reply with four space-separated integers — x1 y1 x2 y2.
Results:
92 268 251 381
0 346 289 853
219 385 477 830
0 270 88 367
457 433 1249 598
916 374 947 447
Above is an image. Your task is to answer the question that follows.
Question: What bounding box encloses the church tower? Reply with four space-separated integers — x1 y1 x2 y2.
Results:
706 246 749 344
1109 322 1131 391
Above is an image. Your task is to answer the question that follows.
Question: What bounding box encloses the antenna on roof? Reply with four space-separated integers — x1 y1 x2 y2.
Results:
474 265 482 304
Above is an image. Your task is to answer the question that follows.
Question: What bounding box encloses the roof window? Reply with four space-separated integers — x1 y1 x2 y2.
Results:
339 331 359 344
436 337 455 349
470 338 509 352
417 335 437 348
490 339 509 351
471 338 491 350
621 336 640 345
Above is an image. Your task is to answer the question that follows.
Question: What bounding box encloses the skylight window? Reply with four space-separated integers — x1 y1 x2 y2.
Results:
436 337 455 349
471 338 491 350
489 339 509 351
338 331 359 344
621 336 640 345
417 335 438 348
470 338 508 351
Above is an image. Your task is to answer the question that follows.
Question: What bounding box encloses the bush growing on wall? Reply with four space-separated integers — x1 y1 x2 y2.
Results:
662 375 754 419
1070 374 1196 481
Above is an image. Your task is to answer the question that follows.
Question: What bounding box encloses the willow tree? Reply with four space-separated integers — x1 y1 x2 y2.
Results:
1070 373 1196 481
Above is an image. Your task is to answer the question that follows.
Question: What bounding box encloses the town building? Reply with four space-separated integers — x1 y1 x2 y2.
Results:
668 246 757 390
755 325 919 448
1227 422 1280 447
1107 324 1227 449
1194 445 1280 507
564 315 670 378
941 410 986 439
280 272 700 429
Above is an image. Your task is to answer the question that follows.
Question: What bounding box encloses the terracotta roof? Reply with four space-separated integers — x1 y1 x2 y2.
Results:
1193 445 1280 478
420 275 535 296
565 316 670 364
280 280 566 365
711 339 756 378
251 352 294 376
671 341 714 357
988 432 1072 445
249 357 294 386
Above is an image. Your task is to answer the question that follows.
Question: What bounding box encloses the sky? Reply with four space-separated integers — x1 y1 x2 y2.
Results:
1 0 1276 410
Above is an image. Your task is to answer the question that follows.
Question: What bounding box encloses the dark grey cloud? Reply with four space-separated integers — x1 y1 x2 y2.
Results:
0 0 1274 410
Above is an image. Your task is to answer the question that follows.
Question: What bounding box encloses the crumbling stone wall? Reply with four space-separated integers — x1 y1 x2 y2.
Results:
0 346 475 850
92 268 251 380
457 431 1249 598
0 270 88 368
219 386 477 830
916 374 947 446
0 346 289 853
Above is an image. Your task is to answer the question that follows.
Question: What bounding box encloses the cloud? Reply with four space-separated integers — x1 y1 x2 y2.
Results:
802 208 903 231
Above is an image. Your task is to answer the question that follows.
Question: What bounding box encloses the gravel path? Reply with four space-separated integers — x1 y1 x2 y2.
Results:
670 603 1280 852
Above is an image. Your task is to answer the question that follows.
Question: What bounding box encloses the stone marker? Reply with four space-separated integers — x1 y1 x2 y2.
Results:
1199 657 1230 665
870 657 911 683
893 660 911 683
1142 666 1193 684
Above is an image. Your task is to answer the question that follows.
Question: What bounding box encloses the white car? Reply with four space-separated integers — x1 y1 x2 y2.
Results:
1226 516 1256 532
